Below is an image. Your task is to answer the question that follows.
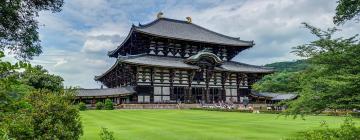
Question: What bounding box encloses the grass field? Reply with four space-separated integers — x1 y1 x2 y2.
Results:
80 110 359 140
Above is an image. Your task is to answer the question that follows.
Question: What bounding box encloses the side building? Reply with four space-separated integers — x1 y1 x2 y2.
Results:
78 16 274 105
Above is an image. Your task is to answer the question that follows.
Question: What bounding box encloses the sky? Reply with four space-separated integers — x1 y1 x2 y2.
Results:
21 0 360 88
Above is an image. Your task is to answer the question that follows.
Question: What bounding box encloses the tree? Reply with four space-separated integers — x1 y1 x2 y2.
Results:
264 59 309 72
253 72 302 93
21 65 64 91
334 0 360 25
285 23 360 115
0 0 64 59
27 90 83 139
0 50 83 139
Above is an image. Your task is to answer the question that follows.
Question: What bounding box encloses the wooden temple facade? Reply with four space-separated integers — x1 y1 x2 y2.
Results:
93 17 273 104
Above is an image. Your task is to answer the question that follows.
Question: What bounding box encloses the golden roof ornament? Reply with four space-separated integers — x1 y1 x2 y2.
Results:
186 16 192 23
157 12 164 19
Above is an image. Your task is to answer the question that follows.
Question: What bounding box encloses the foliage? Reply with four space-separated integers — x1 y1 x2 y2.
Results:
0 0 64 60
78 102 87 111
2 90 83 140
104 99 114 110
99 127 115 140
0 51 32 117
28 90 83 139
21 65 64 91
264 59 309 72
253 72 302 93
334 0 360 25
288 117 360 140
96 102 105 110
253 59 308 93
0 51 83 139
284 23 360 116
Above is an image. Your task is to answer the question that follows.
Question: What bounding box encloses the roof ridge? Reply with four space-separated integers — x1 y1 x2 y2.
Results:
187 21 253 44
77 87 133 90
135 17 253 44
227 61 274 70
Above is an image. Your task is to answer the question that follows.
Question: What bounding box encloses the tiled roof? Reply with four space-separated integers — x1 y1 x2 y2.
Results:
134 18 253 46
95 55 273 80
251 91 298 101
122 55 272 72
271 94 298 101
76 86 135 97
108 18 254 57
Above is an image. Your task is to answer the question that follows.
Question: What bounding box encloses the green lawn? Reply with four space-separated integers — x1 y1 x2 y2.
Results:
80 110 359 140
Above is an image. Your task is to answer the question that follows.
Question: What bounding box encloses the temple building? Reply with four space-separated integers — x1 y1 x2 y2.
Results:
81 16 275 105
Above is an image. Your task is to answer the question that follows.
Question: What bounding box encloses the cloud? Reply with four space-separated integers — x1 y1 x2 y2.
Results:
54 58 68 67
82 35 122 53
29 0 360 88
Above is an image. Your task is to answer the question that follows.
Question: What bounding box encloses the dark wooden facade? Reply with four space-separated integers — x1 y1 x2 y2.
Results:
95 17 273 104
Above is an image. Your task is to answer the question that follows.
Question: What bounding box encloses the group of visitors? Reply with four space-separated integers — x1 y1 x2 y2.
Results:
200 100 236 109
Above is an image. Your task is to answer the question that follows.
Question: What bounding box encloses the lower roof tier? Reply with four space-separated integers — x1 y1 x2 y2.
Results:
76 86 135 98
95 54 273 80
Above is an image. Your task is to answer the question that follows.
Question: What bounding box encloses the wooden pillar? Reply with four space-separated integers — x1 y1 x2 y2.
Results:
117 95 121 105
201 87 206 103
205 87 210 103
220 72 229 102
183 87 187 103
187 87 192 103
169 69 175 102
187 70 194 103
92 96 95 107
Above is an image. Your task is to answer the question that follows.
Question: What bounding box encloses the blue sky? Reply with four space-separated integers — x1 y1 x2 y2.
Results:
23 0 360 88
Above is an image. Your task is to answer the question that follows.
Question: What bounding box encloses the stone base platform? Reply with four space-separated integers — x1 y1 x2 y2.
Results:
118 104 201 109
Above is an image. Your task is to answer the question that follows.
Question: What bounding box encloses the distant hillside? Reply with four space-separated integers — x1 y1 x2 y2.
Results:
264 59 309 72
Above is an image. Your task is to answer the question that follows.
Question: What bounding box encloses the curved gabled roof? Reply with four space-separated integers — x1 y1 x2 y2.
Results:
108 18 254 57
135 18 253 46
184 49 223 66
95 55 273 82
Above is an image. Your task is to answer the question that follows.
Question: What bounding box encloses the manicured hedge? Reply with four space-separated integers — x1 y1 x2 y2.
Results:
96 102 104 110
104 99 114 110
78 102 87 111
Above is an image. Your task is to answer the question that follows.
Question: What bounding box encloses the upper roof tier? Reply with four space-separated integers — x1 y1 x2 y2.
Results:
108 17 254 57
135 18 253 46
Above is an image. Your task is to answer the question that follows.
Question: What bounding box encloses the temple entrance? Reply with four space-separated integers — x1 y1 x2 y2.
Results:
209 88 221 103
172 86 185 102
190 87 222 103
192 87 203 103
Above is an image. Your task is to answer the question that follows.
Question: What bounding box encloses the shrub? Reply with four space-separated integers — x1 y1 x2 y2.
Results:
2 90 83 140
29 90 83 140
99 127 115 140
78 102 87 111
288 117 360 140
104 99 114 110
96 102 104 110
